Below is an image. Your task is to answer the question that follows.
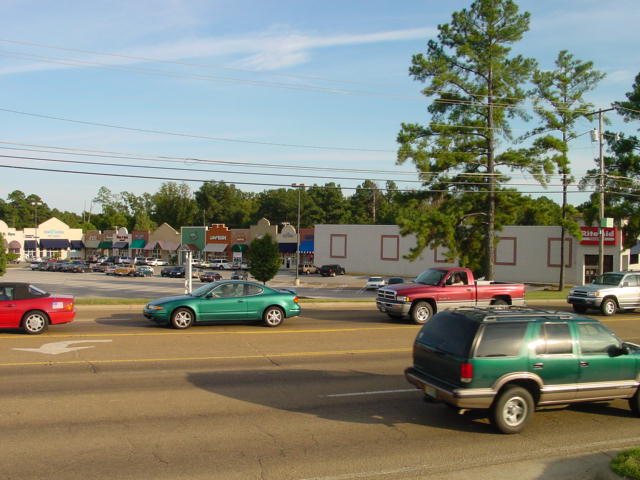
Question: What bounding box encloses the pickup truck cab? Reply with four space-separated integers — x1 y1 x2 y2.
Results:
567 271 640 316
376 267 526 324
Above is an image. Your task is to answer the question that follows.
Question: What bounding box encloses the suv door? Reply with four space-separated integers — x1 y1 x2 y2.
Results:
574 322 637 399
619 274 640 309
530 322 579 403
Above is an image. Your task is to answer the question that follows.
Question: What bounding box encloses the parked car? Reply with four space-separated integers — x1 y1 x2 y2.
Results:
387 277 405 285
209 259 232 270
200 271 223 283
298 264 319 275
405 305 640 434
146 257 168 266
0 282 75 334
143 280 301 329
319 264 346 277
376 267 526 324
114 265 136 276
104 264 120 275
67 262 91 273
364 276 386 290
161 266 181 277
169 266 186 278
134 257 147 265
567 271 640 315
132 266 154 277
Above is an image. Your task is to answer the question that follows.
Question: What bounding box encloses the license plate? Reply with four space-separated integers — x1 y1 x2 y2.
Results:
424 385 436 399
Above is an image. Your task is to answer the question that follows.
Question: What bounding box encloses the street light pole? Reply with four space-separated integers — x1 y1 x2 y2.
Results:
292 183 307 286
30 200 43 259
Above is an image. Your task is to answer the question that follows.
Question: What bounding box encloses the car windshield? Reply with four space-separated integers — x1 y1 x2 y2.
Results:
191 283 219 297
415 269 446 286
368 277 382 282
593 273 624 286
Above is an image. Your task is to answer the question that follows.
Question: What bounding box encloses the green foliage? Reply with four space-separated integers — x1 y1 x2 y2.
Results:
194 181 256 227
152 182 197 228
615 72 640 123
610 448 640 480
0 233 6 276
396 0 538 278
247 234 281 284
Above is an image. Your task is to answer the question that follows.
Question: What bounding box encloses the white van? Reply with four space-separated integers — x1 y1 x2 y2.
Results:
209 259 232 270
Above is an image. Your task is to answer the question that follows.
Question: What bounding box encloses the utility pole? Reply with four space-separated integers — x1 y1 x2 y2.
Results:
586 106 614 276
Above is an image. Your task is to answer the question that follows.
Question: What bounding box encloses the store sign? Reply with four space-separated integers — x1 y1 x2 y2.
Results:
580 226 617 245
209 235 227 241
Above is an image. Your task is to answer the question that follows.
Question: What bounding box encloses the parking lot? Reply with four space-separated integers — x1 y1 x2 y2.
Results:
4 265 380 299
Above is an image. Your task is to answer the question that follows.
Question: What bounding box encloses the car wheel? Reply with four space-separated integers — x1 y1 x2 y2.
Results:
410 301 433 325
600 298 617 316
491 298 509 306
170 308 194 329
490 386 534 434
21 310 49 335
629 388 640 416
572 305 588 314
263 306 284 327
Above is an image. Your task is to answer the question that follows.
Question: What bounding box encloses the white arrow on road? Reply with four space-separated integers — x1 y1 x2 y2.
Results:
13 340 113 355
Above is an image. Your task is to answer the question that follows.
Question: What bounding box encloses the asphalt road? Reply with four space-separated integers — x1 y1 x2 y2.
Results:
3 304 640 479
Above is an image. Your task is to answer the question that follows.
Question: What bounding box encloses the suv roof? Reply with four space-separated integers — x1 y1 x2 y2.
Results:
450 305 589 323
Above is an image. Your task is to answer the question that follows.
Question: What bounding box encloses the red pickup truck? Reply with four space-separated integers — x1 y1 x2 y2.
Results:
376 267 526 324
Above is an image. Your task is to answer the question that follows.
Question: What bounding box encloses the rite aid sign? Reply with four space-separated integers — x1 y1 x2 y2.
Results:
580 226 618 245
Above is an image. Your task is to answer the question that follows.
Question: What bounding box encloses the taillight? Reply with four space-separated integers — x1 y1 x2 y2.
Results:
460 363 473 383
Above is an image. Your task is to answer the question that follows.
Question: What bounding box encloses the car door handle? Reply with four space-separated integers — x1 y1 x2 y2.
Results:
466 288 472 292
532 362 544 369
580 361 589 367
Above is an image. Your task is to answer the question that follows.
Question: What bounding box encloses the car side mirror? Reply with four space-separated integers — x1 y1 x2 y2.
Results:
608 344 629 357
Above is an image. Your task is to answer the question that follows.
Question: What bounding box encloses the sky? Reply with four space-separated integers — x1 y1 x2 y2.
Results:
0 0 639 215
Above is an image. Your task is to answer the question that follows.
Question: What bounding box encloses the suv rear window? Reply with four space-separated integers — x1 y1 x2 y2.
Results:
417 311 479 357
474 323 527 357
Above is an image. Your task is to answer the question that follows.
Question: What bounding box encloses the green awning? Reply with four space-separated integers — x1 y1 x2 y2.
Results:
232 244 248 252
130 239 146 249
97 241 112 248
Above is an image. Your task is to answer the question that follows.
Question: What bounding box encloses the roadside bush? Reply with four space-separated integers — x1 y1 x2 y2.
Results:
611 448 640 480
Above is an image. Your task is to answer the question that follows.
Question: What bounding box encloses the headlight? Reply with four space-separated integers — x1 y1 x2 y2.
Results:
587 292 601 298
146 304 164 311
397 296 411 302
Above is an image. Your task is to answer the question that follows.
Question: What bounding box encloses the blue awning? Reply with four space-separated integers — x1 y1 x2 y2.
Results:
24 240 37 249
299 240 314 253
113 241 129 249
278 243 297 253
70 240 84 249
39 239 70 249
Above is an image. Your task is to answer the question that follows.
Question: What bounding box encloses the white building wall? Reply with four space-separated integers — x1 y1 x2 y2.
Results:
314 224 456 277
315 224 631 285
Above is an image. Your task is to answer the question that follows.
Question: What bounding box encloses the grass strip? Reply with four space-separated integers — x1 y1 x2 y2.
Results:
611 448 640 480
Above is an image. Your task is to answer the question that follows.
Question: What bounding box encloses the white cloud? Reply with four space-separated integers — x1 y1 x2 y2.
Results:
0 26 436 75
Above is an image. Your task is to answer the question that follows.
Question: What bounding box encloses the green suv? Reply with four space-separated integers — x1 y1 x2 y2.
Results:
405 306 640 433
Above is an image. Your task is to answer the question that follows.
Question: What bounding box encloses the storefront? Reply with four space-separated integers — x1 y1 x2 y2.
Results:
181 226 207 263
144 223 180 262
204 224 231 261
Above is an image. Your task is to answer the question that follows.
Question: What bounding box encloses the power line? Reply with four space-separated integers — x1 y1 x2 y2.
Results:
0 141 591 180
0 107 394 152
0 161 604 195
0 153 594 188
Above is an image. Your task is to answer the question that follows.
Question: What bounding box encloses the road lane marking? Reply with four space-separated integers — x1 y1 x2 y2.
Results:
324 388 416 398
0 347 411 367
0 325 417 340
13 340 113 355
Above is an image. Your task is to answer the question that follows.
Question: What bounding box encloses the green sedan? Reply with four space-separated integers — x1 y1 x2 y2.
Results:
143 280 301 329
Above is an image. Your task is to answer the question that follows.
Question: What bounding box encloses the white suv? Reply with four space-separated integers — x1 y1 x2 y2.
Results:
209 259 232 270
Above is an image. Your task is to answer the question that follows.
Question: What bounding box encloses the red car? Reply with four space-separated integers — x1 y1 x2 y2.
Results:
0 283 76 334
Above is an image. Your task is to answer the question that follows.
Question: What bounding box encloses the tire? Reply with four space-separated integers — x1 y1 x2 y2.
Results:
572 305 588 314
263 306 284 327
410 301 433 325
491 298 509 306
490 386 534 434
21 310 49 335
170 308 194 329
629 388 640 416
600 297 617 316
